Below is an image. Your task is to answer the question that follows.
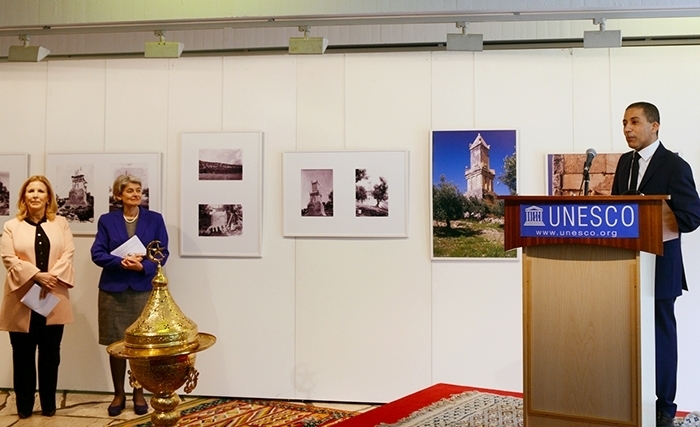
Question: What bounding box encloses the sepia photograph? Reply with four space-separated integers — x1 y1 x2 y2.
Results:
199 148 242 180
198 204 243 236
355 168 389 217
0 154 28 232
53 164 95 224
109 165 150 212
301 169 333 217
432 129 517 259
0 171 9 216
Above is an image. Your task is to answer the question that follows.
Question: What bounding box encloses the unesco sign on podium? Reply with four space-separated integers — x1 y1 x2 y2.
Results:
520 203 640 238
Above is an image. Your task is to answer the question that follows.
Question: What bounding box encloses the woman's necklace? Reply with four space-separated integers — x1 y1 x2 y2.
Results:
123 212 139 223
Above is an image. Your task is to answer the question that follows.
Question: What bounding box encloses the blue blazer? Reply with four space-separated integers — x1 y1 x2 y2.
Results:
612 143 700 298
91 207 169 292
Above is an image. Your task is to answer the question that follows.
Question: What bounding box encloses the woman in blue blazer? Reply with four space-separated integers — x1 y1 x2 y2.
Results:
90 175 169 416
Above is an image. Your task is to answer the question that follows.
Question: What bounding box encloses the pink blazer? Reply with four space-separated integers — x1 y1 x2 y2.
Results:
0 216 75 332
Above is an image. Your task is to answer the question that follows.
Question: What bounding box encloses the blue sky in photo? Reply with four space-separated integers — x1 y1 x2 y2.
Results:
432 129 517 195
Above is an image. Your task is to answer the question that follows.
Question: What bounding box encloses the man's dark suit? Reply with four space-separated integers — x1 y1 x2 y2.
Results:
612 142 700 417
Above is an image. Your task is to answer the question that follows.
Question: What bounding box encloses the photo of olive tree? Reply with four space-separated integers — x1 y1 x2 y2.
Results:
432 130 517 258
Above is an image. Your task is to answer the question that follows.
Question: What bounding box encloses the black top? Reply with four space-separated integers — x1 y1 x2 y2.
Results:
25 217 50 273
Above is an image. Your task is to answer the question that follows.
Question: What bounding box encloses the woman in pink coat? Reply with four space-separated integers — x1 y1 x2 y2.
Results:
0 175 75 419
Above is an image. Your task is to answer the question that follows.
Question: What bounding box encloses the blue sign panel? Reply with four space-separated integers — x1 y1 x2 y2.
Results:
520 203 639 239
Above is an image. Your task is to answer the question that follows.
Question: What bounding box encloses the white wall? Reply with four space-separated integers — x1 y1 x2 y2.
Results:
1 46 700 411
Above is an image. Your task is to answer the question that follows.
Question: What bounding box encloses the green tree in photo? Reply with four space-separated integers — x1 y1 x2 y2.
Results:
433 175 466 229
499 153 517 195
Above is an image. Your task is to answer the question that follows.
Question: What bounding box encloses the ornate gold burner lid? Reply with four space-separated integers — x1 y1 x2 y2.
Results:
108 241 215 360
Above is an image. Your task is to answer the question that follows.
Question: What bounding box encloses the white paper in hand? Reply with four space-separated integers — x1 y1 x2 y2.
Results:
20 284 60 317
110 235 147 258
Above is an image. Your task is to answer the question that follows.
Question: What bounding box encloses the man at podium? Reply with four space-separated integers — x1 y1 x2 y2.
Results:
612 102 700 427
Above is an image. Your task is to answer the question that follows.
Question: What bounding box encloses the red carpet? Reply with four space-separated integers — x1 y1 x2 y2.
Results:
335 383 690 426
333 383 522 427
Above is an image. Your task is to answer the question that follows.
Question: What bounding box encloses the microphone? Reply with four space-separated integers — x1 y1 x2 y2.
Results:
583 148 597 173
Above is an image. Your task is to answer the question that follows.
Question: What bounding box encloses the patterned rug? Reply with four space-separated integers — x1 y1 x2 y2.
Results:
378 391 522 427
115 397 357 427
335 383 694 427
374 391 695 427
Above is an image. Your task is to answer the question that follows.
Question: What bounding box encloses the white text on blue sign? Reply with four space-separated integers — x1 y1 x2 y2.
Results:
520 203 639 238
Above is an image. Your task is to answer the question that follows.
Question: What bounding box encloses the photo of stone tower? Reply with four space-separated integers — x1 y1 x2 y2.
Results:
464 133 496 200
66 169 88 207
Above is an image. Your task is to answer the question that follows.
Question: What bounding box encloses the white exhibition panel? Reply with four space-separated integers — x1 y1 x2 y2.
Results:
295 55 346 151
295 52 433 402
0 46 699 411
431 261 522 391
104 59 170 152
166 55 298 398
0 62 48 175
45 60 107 152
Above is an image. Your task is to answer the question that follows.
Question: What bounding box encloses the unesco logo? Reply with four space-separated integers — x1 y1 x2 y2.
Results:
523 206 544 226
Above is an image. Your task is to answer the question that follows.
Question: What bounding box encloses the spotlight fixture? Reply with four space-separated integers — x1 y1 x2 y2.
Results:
8 35 50 62
289 26 328 55
446 22 483 52
144 30 184 58
583 18 621 48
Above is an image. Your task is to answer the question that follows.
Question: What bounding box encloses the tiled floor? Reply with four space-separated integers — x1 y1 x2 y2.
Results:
0 389 377 427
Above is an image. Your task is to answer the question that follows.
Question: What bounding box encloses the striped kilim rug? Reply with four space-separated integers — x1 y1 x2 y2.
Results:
378 391 523 427
374 390 693 427
115 397 357 427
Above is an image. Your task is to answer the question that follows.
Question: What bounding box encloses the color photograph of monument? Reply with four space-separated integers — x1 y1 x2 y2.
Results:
431 130 517 258
547 152 622 196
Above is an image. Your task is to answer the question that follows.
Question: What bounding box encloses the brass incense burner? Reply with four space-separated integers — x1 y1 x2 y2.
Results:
107 241 216 426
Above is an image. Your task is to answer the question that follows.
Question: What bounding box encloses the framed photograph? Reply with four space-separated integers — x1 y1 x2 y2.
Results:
547 152 622 196
0 154 29 233
283 150 409 237
45 153 162 236
180 132 263 257
431 130 518 259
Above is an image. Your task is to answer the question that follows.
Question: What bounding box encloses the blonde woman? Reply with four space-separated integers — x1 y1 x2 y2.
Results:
0 175 75 419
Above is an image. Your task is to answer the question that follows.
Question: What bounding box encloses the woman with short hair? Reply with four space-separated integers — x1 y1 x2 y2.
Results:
91 174 169 416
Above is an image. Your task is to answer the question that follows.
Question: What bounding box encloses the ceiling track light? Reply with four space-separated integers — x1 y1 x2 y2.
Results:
583 18 622 48
446 22 483 52
144 30 184 58
8 34 50 62
289 25 328 54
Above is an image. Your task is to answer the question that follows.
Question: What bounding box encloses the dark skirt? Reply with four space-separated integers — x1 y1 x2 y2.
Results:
98 288 150 346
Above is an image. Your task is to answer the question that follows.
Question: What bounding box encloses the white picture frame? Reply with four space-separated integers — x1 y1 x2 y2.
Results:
0 154 29 233
45 153 162 236
283 150 409 237
180 132 263 258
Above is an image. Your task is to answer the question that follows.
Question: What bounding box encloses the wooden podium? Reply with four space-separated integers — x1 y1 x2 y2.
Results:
502 195 677 427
